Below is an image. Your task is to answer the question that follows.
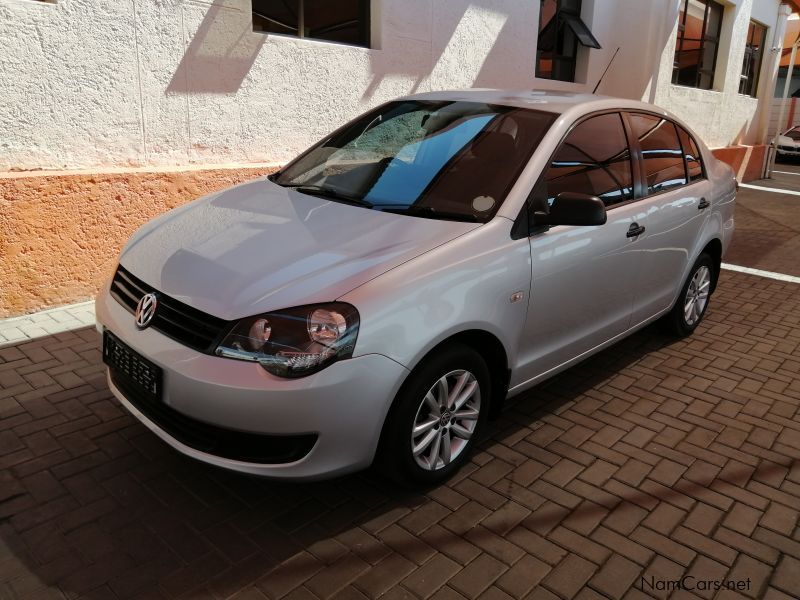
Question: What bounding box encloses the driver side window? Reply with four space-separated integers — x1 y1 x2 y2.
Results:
529 112 634 214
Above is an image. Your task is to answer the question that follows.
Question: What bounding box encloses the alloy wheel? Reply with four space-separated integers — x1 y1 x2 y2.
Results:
410 369 481 471
684 265 711 326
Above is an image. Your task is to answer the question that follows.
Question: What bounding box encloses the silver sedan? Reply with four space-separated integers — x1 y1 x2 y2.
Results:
96 90 736 483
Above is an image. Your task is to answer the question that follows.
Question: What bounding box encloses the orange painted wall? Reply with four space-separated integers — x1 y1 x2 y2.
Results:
711 145 767 183
1 166 277 318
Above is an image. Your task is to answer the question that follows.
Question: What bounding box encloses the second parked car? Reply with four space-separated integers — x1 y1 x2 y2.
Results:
96 90 736 483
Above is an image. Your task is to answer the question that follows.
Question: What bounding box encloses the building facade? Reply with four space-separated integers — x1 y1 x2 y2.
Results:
0 0 796 316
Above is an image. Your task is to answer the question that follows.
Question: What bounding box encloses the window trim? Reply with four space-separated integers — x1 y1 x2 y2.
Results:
739 20 767 98
252 0 371 49
514 109 638 238
625 111 708 202
514 109 710 238
536 0 601 83
672 0 724 91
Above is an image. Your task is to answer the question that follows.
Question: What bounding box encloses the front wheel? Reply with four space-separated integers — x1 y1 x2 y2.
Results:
378 345 490 486
664 253 715 337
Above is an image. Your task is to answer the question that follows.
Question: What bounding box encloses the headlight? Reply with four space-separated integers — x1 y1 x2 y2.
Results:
215 302 359 377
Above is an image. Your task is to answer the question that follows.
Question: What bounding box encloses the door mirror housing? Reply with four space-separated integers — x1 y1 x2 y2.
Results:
533 192 607 227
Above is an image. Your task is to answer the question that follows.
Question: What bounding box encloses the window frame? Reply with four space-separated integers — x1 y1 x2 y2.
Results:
739 20 767 97
514 109 709 237
625 111 707 201
513 109 637 238
672 0 724 91
252 0 371 49
536 0 601 83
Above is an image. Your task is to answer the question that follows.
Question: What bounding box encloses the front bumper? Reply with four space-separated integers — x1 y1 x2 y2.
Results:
95 282 409 480
777 146 800 156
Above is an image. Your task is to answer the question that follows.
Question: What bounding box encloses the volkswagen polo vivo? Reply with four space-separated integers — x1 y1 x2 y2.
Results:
96 90 736 483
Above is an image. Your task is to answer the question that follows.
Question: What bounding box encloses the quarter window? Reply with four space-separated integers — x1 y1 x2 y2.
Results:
534 113 633 209
536 0 601 82
629 114 688 195
252 0 370 48
740 21 767 97
673 0 724 90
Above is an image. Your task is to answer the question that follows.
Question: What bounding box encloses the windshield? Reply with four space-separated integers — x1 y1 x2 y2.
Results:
785 127 800 141
273 100 556 222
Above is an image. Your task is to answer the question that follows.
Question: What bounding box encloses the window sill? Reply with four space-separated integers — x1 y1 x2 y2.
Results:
670 84 722 95
252 31 371 51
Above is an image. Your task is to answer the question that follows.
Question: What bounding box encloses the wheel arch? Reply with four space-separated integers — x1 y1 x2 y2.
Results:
374 328 511 463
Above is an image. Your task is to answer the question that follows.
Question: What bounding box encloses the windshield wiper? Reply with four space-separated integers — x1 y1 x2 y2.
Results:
381 206 479 223
283 185 373 208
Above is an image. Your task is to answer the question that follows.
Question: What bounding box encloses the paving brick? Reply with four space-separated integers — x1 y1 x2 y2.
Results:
760 503 798 536
713 527 780 565
495 555 550 599
771 556 800 596
602 502 648 536
2 272 800 600
642 502 686 536
305 554 371 600
587 554 641 600
448 554 507 600
630 527 696 567
541 554 596 600
504 527 566 566
463 526 524 566
353 553 415 599
401 553 461 598
683 555 729 600
683 503 723 535
728 554 772 599
723 502 763 536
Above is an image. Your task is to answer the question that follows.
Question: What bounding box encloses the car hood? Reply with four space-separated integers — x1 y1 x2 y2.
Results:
778 135 799 146
119 178 479 320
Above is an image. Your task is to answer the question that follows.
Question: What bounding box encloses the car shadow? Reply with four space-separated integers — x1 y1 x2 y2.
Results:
0 316 781 598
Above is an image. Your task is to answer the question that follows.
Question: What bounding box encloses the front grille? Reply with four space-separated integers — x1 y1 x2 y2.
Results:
111 372 317 464
779 145 797 152
110 265 230 353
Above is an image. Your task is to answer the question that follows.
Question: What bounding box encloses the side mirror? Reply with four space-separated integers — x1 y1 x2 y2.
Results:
534 192 607 227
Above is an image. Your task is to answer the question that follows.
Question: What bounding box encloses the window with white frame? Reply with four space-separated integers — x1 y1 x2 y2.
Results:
252 0 370 48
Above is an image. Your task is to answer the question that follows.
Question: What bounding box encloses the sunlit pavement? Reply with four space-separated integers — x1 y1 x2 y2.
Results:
726 161 800 278
1 185 799 599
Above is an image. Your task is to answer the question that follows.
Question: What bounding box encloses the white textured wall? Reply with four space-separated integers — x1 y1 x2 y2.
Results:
650 0 782 148
0 0 783 171
0 0 541 170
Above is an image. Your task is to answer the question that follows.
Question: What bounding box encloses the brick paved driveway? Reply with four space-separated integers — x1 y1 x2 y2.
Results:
1 269 799 600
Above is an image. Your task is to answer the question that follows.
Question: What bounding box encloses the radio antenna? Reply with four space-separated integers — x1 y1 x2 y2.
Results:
593 47 620 94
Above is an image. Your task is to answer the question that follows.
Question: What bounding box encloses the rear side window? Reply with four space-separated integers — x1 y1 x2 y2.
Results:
537 112 634 208
629 114 687 195
677 126 704 182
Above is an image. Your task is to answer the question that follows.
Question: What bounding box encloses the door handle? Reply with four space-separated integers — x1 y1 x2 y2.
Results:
627 223 645 238
698 198 710 210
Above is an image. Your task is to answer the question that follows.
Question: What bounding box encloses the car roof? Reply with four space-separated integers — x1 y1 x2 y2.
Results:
401 88 669 117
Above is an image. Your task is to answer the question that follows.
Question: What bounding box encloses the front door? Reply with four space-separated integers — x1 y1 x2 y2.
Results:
512 112 646 389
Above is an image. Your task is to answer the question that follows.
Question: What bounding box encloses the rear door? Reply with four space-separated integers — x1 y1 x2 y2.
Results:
512 112 648 388
625 113 711 324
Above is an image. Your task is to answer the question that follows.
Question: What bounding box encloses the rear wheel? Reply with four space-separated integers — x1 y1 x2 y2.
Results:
664 253 714 337
379 345 490 485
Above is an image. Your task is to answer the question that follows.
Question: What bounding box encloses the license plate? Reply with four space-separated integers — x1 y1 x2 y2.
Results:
103 331 162 401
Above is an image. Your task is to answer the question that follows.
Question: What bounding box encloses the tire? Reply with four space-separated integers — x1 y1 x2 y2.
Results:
664 253 715 337
378 344 490 486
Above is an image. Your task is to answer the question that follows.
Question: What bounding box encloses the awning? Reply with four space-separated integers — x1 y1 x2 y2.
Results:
538 12 602 51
